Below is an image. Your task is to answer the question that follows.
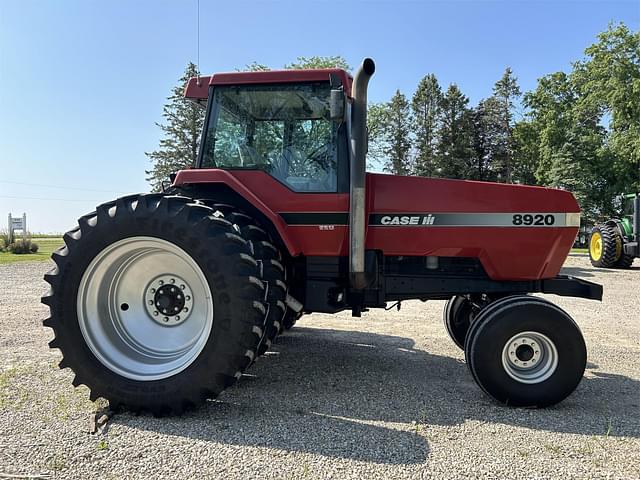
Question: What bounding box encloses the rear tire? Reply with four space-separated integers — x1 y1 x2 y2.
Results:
43 194 267 415
615 253 635 269
201 202 288 356
464 296 586 407
589 224 620 268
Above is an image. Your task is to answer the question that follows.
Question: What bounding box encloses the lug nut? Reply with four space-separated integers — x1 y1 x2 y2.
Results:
148 300 153 305
150 288 156 294
163 317 169 322
159 280 164 285
183 307 189 312
170 278 175 284
153 311 159 316
175 316 180 321
180 284 185 290
186 296 191 301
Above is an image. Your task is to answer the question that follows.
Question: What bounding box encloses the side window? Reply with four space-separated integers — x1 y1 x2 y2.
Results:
209 109 243 167
281 119 337 192
201 83 341 192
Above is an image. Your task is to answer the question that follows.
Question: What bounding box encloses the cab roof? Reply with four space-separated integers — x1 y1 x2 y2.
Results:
184 68 353 105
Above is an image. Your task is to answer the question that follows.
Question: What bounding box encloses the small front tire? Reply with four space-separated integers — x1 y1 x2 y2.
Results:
464 296 586 407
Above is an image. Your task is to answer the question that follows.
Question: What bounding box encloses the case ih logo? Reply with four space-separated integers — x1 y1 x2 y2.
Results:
378 215 436 226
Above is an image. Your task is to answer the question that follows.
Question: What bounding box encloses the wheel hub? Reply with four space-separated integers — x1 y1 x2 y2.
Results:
145 275 194 326
501 331 558 384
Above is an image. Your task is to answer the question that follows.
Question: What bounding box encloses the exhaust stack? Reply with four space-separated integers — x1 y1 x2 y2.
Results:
349 58 375 290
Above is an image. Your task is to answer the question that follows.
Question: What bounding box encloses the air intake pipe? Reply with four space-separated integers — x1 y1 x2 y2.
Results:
349 58 375 290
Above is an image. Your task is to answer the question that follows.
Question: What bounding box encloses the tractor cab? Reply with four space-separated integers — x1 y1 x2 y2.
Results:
186 70 355 193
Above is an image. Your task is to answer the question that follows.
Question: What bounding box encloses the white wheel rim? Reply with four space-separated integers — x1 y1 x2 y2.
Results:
501 331 558 384
77 237 213 381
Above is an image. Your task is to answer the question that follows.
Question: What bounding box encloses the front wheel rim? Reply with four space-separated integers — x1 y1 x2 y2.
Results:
501 331 558 384
590 232 602 261
77 237 213 381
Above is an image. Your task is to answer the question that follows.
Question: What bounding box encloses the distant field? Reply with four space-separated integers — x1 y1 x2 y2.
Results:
0 237 63 265
0 239 589 265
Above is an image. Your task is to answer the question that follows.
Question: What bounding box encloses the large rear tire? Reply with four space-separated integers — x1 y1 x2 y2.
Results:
589 224 620 268
615 253 635 269
464 296 586 407
42 194 267 415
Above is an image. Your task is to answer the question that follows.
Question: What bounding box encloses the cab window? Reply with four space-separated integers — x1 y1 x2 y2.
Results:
201 83 340 193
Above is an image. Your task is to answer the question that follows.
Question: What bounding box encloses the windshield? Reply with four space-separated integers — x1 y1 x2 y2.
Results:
200 82 340 192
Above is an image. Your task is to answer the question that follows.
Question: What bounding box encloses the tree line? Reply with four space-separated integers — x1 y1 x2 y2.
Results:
367 23 639 222
146 24 638 222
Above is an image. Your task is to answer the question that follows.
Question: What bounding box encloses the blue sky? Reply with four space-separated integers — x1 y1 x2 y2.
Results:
0 0 638 233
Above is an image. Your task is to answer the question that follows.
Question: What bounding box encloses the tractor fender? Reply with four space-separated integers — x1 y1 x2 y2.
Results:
605 219 628 241
172 169 299 256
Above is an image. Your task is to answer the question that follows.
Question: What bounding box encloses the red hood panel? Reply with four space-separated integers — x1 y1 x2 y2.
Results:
173 169 579 281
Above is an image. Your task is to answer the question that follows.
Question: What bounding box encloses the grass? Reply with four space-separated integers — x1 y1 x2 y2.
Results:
0 237 63 265
0 237 588 264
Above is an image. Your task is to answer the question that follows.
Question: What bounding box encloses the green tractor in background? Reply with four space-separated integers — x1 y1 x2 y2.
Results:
589 194 640 268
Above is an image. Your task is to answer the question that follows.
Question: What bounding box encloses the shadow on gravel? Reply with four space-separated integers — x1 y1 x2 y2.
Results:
120 326 640 465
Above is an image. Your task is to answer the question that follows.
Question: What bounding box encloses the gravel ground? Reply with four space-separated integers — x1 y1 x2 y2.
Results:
0 255 638 479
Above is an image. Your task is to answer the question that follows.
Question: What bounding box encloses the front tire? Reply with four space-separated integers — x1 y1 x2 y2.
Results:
443 296 474 349
464 296 586 407
43 194 267 415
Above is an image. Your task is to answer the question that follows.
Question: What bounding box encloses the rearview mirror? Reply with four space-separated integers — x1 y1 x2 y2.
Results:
329 89 345 122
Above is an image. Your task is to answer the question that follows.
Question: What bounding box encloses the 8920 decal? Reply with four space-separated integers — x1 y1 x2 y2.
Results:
512 214 556 226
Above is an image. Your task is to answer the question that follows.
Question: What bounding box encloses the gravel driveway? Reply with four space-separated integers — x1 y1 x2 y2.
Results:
0 255 638 479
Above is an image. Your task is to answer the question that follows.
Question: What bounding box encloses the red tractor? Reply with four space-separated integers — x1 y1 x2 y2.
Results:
43 59 602 415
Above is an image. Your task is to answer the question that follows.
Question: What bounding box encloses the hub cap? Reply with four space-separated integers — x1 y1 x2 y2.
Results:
590 232 602 261
144 275 194 326
501 331 558 384
77 237 213 381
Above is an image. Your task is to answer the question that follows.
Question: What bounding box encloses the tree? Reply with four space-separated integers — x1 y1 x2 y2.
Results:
491 67 522 183
243 61 270 72
146 62 205 191
412 74 443 177
285 56 351 70
573 23 640 194
523 71 612 220
470 97 502 181
436 84 474 179
367 102 389 170
511 120 540 185
382 90 413 175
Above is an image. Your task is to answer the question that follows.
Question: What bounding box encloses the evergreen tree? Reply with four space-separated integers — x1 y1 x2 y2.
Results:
471 97 506 181
383 90 413 175
511 120 540 185
146 62 205 191
412 74 443 177
436 84 474 179
491 67 521 183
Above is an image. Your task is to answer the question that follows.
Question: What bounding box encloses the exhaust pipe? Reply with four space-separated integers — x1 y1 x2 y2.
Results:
349 58 375 290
